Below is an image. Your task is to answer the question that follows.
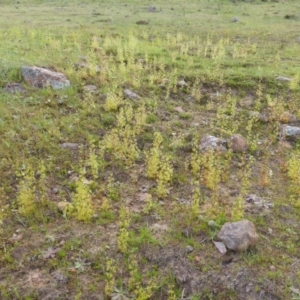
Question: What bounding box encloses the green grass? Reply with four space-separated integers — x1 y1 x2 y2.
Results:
0 0 300 299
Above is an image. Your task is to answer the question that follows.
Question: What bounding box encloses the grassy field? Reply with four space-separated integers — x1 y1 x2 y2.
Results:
0 0 300 299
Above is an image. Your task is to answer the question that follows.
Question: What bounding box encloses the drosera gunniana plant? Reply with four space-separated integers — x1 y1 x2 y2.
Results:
16 165 36 217
71 168 94 222
145 132 173 197
117 206 130 254
287 151 300 208
102 100 149 167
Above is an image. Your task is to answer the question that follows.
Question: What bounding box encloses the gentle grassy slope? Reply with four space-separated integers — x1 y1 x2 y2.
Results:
0 0 300 299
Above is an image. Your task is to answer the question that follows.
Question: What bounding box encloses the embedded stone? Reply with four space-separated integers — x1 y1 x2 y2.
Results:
281 125 300 140
59 143 79 150
275 76 291 82
22 66 70 89
199 135 227 152
218 220 259 251
124 89 141 100
230 134 248 152
3 82 26 94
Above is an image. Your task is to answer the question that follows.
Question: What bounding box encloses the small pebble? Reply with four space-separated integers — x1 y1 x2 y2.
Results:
186 245 194 253
52 188 59 194
208 220 216 227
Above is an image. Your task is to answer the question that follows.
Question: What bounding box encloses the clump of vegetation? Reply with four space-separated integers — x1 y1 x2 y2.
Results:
145 132 173 197
72 172 94 222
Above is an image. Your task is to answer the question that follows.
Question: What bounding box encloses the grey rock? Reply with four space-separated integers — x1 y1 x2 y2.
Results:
52 187 59 194
281 125 300 140
100 93 107 101
52 270 68 285
230 134 248 153
232 17 239 22
22 66 70 89
275 76 291 82
213 241 227 254
290 287 300 296
218 220 259 251
177 80 188 87
199 135 227 152
186 245 194 253
124 89 141 100
245 194 273 209
3 82 26 94
59 143 79 150
148 6 157 12
208 220 216 228
174 106 185 113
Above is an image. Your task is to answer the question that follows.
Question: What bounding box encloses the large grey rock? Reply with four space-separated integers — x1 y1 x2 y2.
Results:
281 125 300 140
22 66 70 89
230 134 248 152
199 135 227 152
218 220 259 251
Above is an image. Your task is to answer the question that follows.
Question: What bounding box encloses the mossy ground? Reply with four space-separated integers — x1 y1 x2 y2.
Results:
0 0 300 299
